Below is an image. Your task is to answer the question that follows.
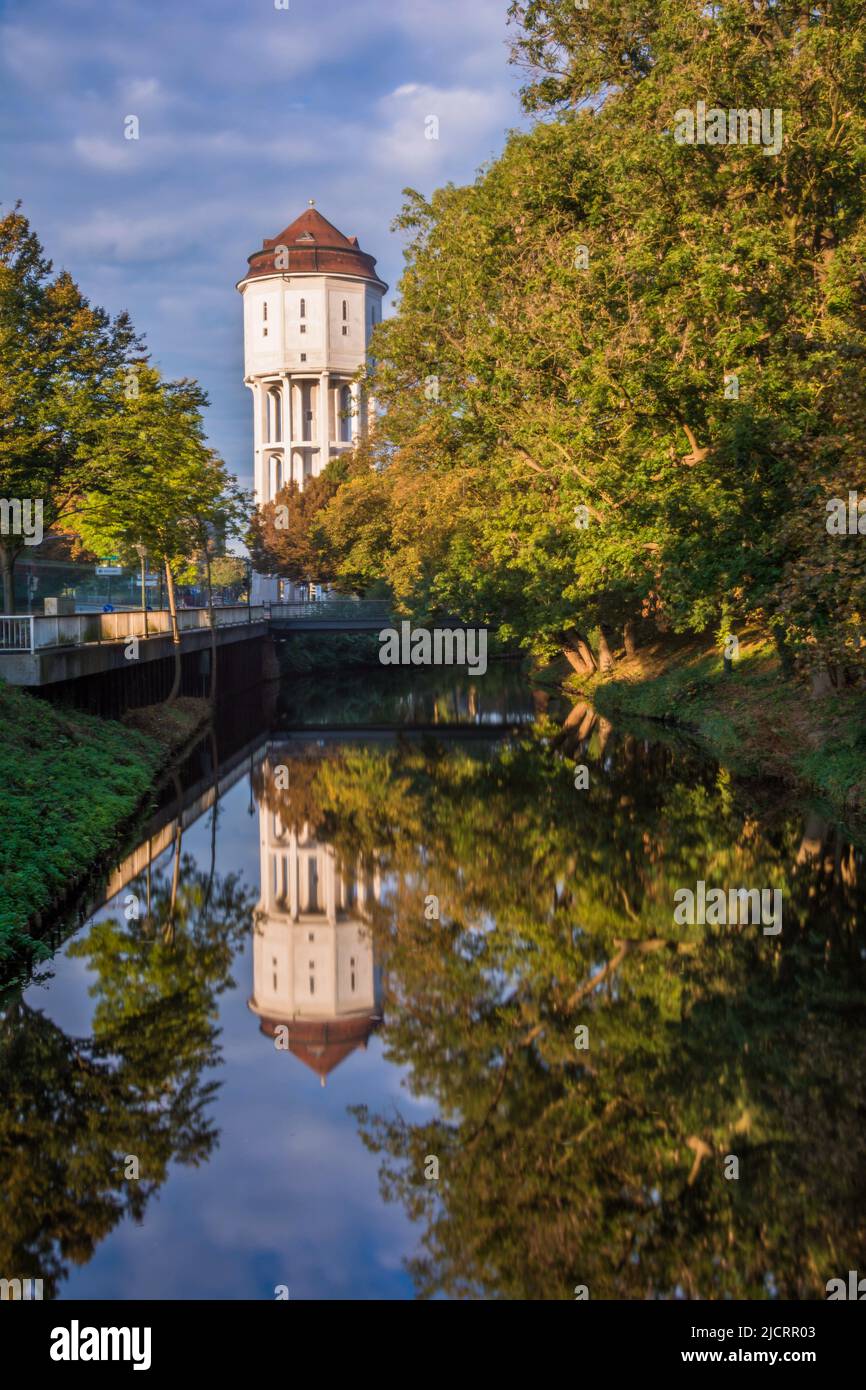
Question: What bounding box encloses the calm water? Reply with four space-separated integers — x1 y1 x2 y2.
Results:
3 667 866 1300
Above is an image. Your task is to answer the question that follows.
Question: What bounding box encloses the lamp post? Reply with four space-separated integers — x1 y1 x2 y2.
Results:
134 543 148 636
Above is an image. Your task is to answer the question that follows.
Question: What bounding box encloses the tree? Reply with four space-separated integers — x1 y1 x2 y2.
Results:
247 450 369 591
290 1 866 682
189 475 252 702
208 554 247 597
75 369 240 702
0 205 139 611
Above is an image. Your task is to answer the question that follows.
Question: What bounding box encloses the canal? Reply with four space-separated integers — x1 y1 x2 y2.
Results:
2 666 865 1300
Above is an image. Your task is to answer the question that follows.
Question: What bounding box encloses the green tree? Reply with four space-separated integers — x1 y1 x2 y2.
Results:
248 448 372 591
76 368 240 701
0 205 139 612
299 1 866 682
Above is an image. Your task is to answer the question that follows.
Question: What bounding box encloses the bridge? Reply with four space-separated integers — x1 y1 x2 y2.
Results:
268 599 391 632
0 600 393 686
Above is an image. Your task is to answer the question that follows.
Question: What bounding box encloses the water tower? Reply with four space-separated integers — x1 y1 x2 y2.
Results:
237 204 387 602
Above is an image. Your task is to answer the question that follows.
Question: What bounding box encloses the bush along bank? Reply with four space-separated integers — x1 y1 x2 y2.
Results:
0 685 210 965
568 633 866 815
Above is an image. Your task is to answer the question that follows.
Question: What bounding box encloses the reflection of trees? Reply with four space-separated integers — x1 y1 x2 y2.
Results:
260 725 866 1299
0 856 254 1298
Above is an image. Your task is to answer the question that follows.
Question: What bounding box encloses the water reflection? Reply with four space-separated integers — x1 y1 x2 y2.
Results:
251 750 382 1083
2 676 866 1300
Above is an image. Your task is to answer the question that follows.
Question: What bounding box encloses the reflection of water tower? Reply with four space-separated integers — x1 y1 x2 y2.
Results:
249 787 383 1084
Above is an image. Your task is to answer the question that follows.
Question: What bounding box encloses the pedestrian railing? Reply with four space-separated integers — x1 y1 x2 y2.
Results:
0 617 34 653
0 605 266 653
268 599 392 624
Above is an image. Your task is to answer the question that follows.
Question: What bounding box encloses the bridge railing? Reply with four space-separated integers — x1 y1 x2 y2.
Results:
0 605 266 653
268 599 392 624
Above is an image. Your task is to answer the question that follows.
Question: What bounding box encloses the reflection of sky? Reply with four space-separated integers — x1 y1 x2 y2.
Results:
24 773 435 1301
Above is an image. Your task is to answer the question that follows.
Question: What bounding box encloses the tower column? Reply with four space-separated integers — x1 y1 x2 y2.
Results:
318 371 330 476
289 829 299 922
282 374 292 479
325 848 337 926
251 381 265 503
350 381 361 443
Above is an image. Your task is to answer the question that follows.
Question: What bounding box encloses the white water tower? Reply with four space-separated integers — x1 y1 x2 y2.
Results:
237 204 387 602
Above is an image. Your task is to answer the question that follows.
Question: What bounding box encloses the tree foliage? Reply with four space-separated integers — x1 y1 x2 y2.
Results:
282 1 866 680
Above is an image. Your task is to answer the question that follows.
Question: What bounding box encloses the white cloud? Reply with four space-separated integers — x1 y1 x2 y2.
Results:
72 135 136 171
371 82 513 177
125 77 162 104
62 205 227 261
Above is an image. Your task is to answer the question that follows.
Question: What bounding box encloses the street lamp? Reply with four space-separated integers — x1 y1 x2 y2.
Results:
133 543 148 636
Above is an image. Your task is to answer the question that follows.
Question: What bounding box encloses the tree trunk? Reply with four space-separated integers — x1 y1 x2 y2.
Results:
562 629 597 674
0 540 16 615
163 770 184 945
623 619 637 660
796 812 829 866
810 667 834 699
206 550 217 704
577 707 597 741
204 728 219 918
774 628 795 678
164 559 182 703
597 626 616 674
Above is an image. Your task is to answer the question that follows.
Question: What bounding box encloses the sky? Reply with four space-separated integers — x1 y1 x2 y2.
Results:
0 0 527 492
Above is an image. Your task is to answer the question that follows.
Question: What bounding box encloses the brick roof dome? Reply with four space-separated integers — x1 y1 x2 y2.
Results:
240 207 387 288
258 1012 381 1083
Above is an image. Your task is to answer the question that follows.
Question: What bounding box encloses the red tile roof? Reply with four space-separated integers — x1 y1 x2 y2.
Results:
258 1012 381 1081
241 207 387 289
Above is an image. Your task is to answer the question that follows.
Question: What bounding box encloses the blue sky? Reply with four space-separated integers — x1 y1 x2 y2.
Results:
0 0 526 491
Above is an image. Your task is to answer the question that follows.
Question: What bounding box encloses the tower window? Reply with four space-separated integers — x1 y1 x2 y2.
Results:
263 328 268 337
309 960 315 969
300 298 306 318
308 932 315 942
309 976 315 995
342 300 348 321
300 353 306 362
351 972 356 991
300 324 306 333
342 326 348 336
263 303 268 321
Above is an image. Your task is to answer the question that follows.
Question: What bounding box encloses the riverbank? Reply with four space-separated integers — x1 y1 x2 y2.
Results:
567 632 866 814
0 685 210 962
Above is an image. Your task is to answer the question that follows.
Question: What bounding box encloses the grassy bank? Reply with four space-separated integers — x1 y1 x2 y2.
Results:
0 686 209 962
569 632 866 813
